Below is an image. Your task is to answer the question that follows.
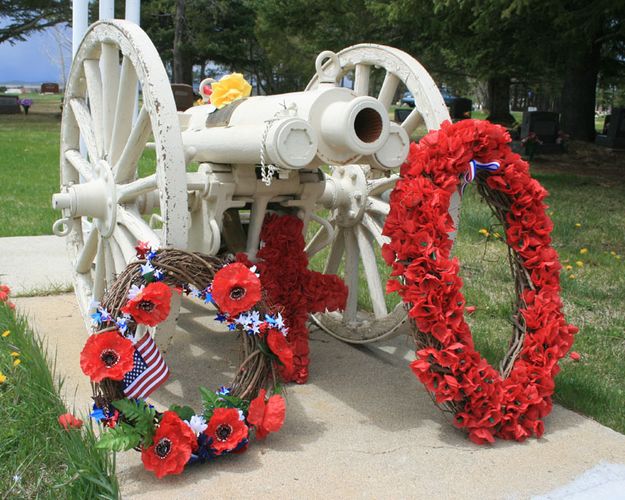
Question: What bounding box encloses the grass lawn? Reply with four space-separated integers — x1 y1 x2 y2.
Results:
1 101 624 435
0 300 118 498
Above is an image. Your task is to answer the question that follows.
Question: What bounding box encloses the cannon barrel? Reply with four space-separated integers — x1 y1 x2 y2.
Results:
180 86 397 169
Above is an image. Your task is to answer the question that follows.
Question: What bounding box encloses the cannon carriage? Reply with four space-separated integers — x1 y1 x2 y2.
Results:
52 20 457 345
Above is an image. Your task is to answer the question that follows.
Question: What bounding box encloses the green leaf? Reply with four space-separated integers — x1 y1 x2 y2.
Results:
170 404 195 422
111 399 157 446
199 386 219 409
96 422 142 452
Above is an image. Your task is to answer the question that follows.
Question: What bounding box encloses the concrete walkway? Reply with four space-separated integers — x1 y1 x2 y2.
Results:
5 236 625 499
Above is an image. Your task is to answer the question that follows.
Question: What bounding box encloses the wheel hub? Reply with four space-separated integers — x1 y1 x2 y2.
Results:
323 164 368 227
52 159 117 238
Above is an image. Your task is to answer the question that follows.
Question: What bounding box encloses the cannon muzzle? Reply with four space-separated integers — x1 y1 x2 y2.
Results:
181 86 397 169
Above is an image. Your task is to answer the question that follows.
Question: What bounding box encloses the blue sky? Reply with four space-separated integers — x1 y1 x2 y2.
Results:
0 22 72 84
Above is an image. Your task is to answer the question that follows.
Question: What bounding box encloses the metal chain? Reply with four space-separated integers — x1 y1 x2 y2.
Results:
260 115 279 186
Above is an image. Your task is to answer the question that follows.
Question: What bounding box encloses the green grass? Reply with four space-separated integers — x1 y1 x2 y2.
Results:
0 93 62 237
0 301 119 498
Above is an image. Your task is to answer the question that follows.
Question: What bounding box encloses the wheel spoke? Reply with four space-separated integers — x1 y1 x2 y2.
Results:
367 197 390 216
113 225 139 262
114 105 151 183
92 236 106 303
75 228 98 274
305 225 329 257
108 235 128 274
100 42 121 155
104 240 116 288
355 225 387 319
69 98 99 162
65 149 93 181
354 63 371 96
368 175 398 197
362 212 390 248
117 205 160 246
83 59 104 157
110 56 138 166
343 229 360 322
324 227 345 275
400 108 424 136
117 173 157 203
378 72 400 110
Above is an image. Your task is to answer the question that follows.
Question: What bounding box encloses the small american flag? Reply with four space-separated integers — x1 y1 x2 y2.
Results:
122 331 169 399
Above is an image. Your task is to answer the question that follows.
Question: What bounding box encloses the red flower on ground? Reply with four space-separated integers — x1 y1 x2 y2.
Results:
204 407 248 455
79 330 135 382
0 284 10 302
58 412 83 430
141 411 197 478
248 389 286 439
569 351 581 361
211 263 261 316
122 281 172 326
266 328 294 377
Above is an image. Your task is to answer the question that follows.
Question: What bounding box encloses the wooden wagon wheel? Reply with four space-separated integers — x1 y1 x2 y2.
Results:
305 44 457 343
53 20 188 328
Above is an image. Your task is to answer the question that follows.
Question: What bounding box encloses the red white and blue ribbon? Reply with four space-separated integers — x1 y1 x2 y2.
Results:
461 159 501 194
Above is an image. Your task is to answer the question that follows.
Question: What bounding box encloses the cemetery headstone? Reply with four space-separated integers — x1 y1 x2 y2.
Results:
595 108 625 149
449 97 472 120
171 84 195 111
0 95 21 114
521 111 562 153
41 82 60 94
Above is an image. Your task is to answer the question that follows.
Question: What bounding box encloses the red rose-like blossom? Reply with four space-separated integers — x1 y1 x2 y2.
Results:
204 408 249 455
211 263 261 316
569 351 581 361
248 389 286 439
58 412 83 430
79 330 135 382
266 328 294 377
0 284 10 302
122 281 172 326
141 411 197 479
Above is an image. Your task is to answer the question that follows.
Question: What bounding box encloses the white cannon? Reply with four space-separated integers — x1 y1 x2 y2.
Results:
52 20 455 344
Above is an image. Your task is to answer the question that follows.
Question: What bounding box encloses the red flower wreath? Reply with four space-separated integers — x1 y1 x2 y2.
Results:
142 411 198 479
122 281 172 326
204 407 249 455
383 119 578 444
211 263 262 317
80 330 135 382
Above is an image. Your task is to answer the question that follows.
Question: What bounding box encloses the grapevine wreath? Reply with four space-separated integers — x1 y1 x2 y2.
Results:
383 119 578 444
79 214 347 478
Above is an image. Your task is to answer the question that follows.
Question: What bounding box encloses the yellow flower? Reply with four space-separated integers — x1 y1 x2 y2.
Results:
575 261 584 268
610 251 617 256
493 232 502 239
1 330 9 337
13 358 21 367
580 248 588 255
478 228 490 237
575 223 582 228
210 73 251 109
0 372 6 384
569 274 576 279
10 351 19 357
617 255 622 260
565 265 573 271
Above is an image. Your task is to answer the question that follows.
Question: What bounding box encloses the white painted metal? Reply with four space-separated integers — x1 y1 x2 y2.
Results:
306 44 453 343
125 0 141 24
99 0 115 20
55 20 188 332
71 0 89 58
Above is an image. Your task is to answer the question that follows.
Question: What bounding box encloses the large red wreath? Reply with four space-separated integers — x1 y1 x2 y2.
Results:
383 119 578 444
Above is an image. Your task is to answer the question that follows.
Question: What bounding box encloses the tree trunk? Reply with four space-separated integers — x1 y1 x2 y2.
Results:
559 42 600 142
173 0 187 84
486 75 515 125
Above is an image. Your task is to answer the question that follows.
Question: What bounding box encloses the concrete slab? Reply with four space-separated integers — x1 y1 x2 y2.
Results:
0 235 72 295
14 294 625 500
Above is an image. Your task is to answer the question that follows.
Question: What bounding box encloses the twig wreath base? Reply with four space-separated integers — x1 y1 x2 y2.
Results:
383 119 578 445
83 251 291 479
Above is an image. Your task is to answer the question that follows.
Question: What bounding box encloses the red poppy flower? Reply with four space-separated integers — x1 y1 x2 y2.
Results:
58 412 83 430
569 351 581 361
266 328 294 377
248 389 286 439
204 408 249 455
122 281 172 326
211 263 261 316
141 411 197 479
79 330 135 382
0 284 10 302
